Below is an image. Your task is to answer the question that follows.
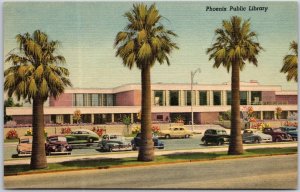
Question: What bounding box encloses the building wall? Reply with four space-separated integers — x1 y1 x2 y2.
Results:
152 112 170 122
262 91 276 102
49 93 73 107
195 112 219 124
12 115 51 124
115 90 141 106
276 95 297 104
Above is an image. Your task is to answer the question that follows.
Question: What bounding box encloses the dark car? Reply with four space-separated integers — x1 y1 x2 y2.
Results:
99 134 132 152
45 135 72 155
279 126 297 141
201 129 230 145
262 128 293 142
131 133 164 150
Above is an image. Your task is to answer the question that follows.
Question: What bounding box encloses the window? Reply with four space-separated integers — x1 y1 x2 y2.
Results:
185 91 191 106
107 94 114 106
240 91 247 105
226 91 231 105
154 91 164 106
91 94 99 106
251 91 262 105
199 91 207 105
169 91 179 106
75 94 84 106
213 91 221 105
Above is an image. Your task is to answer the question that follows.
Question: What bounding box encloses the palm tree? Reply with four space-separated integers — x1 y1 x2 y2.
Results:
207 16 263 155
281 41 298 82
114 3 178 161
4 30 72 169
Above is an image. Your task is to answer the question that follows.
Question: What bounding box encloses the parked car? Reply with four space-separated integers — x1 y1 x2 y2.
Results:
99 134 132 152
45 135 72 155
279 126 297 141
158 126 193 139
131 133 164 150
65 129 99 144
262 128 293 142
242 129 272 143
16 136 33 157
201 129 230 145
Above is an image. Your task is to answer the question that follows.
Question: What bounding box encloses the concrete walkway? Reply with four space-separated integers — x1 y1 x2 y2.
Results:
4 142 297 166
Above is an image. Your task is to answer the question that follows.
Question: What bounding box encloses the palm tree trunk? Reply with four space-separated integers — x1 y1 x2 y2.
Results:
30 96 47 169
228 61 244 155
138 64 154 161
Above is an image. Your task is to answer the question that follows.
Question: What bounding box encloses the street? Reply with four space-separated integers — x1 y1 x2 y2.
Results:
4 154 297 189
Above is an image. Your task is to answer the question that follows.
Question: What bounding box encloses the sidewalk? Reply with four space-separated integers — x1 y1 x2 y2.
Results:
4 142 297 166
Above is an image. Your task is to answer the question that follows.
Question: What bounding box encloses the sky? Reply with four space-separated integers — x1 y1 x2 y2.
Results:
3 1 298 90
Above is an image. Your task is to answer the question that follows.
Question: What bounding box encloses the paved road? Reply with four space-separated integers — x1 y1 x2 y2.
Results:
4 154 297 189
4 142 297 165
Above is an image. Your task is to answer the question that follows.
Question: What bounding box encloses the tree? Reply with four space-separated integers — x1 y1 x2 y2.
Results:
207 16 263 155
122 115 132 135
281 41 298 82
114 3 178 161
4 30 71 169
73 110 81 124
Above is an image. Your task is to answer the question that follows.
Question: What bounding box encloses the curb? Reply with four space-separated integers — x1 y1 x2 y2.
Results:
4 152 297 177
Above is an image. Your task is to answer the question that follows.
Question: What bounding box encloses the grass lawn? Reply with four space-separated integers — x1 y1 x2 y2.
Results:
4 138 19 143
4 147 297 176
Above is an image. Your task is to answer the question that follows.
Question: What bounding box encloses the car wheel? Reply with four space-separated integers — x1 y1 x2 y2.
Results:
254 138 261 144
108 146 113 152
132 144 137 151
275 137 281 142
217 140 224 146
185 134 190 139
165 134 171 139
204 140 208 145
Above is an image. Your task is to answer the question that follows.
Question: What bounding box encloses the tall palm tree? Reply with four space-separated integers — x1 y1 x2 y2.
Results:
281 41 298 82
207 16 263 155
4 30 72 169
114 3 178 161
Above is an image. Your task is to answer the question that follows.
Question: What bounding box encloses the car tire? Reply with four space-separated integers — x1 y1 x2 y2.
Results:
254 138 261 143
275 137 281 142
185 134 190 139
217 140 224 146
108 147 113 152
204 140 208 145
165 134 171 139
132 144 137 151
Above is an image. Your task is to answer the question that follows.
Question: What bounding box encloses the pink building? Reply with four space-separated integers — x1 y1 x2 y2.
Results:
6 81 298 125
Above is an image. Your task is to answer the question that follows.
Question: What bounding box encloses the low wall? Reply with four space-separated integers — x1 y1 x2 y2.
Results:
4 123 184 139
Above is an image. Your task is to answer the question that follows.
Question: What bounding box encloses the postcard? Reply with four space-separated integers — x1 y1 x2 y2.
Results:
3 0 298 189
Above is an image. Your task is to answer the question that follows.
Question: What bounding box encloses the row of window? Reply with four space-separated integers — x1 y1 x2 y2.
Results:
154 90 262 106
74 94 114 106
73 91 262 107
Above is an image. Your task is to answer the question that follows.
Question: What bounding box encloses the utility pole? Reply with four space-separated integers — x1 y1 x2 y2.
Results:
191 68 201 131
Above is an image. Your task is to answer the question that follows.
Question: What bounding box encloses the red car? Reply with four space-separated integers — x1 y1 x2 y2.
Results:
45 135 72 155
262 128 293 142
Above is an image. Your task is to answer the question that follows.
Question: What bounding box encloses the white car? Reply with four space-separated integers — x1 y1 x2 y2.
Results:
242 129 272 143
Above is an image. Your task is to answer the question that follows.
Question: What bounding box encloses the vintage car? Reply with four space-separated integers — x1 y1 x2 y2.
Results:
242 129 272 143
158 126 193 139
65 129 100 144
16 136 33 157
131 133 164 150
262 127 293 142
201 129 230 145
45 135 72 155
279 126 298 141
99 134 132 152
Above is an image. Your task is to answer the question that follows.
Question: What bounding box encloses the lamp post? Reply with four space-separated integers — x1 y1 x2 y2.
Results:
191 68 201 131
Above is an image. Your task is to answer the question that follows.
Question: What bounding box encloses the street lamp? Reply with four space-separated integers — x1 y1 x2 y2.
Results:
191 68 201 131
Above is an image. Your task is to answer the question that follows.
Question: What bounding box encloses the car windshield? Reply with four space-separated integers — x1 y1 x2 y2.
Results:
273 128 282 132
49 137 67 142
217 130 227 135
